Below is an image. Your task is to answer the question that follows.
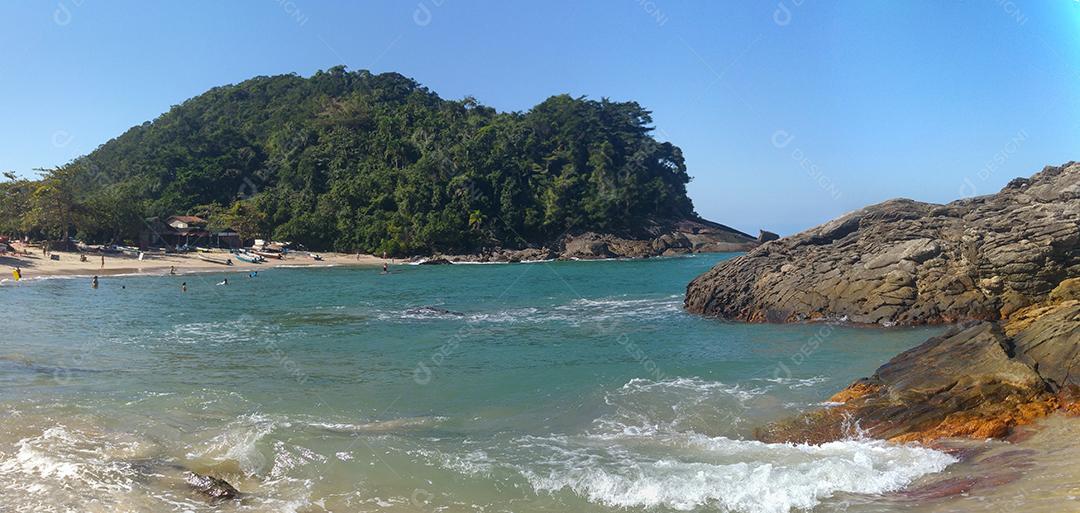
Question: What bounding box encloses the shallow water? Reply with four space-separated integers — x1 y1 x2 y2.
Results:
0 255 1072 512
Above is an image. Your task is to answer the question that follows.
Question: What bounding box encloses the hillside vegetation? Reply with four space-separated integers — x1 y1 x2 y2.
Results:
2 67 700 255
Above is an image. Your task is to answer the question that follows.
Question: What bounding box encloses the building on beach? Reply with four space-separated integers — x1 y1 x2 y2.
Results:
139 216 241 250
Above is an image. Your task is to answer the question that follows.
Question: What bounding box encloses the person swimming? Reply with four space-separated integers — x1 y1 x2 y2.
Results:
249 271 258 278
217 278 228 286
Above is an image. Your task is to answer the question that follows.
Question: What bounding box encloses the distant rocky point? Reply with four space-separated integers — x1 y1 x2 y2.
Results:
411 217 757 263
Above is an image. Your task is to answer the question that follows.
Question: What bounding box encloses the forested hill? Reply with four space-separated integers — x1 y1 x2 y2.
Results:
11 67 715 255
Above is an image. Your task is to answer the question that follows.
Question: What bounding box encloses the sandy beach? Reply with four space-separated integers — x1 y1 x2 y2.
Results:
1 242 385 281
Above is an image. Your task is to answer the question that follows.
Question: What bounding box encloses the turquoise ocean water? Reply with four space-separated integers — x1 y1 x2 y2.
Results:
0 255 966 512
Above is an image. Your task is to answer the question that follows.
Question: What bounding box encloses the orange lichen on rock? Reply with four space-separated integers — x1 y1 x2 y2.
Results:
758 298 1078 446
1003 278 1079 335
1004 299 1078 336
887 394 1059 444
1060 386 1080 416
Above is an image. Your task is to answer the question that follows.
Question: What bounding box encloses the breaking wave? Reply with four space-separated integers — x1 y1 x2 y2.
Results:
420 377 957 513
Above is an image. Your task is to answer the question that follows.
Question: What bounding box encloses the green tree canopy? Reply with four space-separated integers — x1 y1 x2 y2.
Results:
5 68 699 254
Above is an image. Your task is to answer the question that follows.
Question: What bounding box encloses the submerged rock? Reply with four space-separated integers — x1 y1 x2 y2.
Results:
184 471 241 501
404 306 464 317
685 162 1080 325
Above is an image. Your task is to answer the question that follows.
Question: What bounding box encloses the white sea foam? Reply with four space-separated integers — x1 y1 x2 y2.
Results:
413 377 957 513
376 295 683 325
412 447 496 476
188 413 283 476
307 416 447 433
758 375 831 388
618 377 769 401
549 296 684 323
160 317 269 346
0 424 158 501
593 377 769 439
519 434 955 513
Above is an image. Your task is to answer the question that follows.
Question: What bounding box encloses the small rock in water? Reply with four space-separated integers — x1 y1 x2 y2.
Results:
899 476 978 501
405 306 463 317
184 471 241 501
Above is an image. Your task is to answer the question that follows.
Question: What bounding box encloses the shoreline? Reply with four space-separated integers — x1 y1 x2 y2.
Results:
2 244 749 282
1 245 385 282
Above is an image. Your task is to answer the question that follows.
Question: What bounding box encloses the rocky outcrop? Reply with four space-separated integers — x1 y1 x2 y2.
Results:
685 163 1080 325
690 163 1080 445
758 230 780 243
557 217 757 259
413 216 758 263
757 299 1078 445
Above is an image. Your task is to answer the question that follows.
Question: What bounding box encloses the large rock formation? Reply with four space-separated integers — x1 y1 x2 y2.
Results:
710 162 1080 445
685 163 1080 325
757 289 1079 444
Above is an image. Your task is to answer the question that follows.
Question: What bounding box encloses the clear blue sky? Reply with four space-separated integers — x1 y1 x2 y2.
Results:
2 1 1079 234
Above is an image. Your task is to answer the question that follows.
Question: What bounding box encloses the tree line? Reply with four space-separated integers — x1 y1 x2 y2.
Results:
1 67 697 255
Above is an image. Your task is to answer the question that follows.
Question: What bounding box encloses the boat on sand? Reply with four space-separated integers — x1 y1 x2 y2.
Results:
198 254 232 266
234 252 265 263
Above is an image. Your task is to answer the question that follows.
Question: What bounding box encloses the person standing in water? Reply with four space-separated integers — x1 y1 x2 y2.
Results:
382 262 388 273
92 276 99 289
181 282 187 292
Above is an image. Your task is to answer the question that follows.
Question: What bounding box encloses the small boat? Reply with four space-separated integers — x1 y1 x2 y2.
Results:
234 252 264 263
252 250 283 260
198 254 233 266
